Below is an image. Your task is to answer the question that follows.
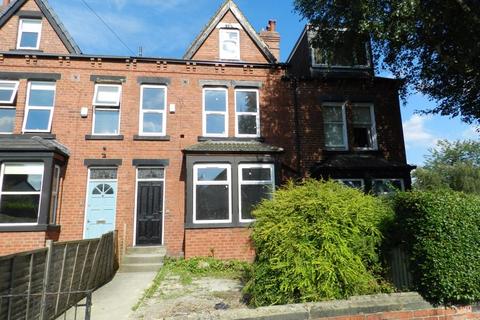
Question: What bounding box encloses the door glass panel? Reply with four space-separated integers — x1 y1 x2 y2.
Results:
90 169 117 180
138 168 164 180
196 185 229 220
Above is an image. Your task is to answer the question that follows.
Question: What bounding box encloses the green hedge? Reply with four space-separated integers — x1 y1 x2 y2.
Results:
393 190 480 305
244 180 393 306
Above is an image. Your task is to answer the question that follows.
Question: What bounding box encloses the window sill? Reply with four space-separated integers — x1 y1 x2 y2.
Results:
185 222 252 229
0 224 60 232
85 135 124 141
133 135 171 141
197 136 265 142
22 133 56 140
10 49 44 53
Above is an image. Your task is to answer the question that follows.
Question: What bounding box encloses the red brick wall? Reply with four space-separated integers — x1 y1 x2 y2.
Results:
0 0 70 54
0 232 46 256
185 228 255 262
192 11 269 63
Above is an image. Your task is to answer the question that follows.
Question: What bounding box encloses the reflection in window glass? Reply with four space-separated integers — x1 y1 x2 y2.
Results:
93 109 119 135
18 19 41 49
353 105 376 149
24 82 55 132
336 179 364 190
323 104 346 149
204 89 228 136
372 179 404 195
220 29 240 60
0 81 19 103
312 32 369 67
140 86 166 135
239 164 274 221
0 108 15 133
236 90 259 136
197 167 228 181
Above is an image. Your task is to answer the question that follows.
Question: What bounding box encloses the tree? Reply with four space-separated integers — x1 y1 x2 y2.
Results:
413 140 480 194
294 0 480 124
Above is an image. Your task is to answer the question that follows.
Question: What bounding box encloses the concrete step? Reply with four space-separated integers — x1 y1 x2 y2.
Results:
126 246 166 255
119 262 163 273
122 254 164 265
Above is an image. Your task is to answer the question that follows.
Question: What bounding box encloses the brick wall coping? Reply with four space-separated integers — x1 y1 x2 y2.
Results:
166 292 478 320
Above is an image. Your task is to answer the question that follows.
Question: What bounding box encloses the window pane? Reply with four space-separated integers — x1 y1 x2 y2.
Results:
0 194 40 223
94 109 119 134
220 30 239 59
29 87 55 107
241 184 272 220
142 87 165 110
205 90 226 112
206 114 225 135
0 83 17 102
138 168 164 180
0 109 15 133
90 169 117 180
49 166 60 225
353 107 372 123
142 112 163 133
197 167 227 181
323 106 343 122
95 86 120 105
238 115 257 135
20 32 39 48
196 185 229 221
373 180 403 194
2 173 42 192
353 127 371 148
25 109 51 131
324 123 345 147
340 180 364 189
242 168 271 181
236 91 257 112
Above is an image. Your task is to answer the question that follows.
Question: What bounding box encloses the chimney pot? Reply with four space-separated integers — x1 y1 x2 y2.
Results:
267 20 277 32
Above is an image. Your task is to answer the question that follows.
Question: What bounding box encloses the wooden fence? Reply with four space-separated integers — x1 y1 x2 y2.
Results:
0 231 118 320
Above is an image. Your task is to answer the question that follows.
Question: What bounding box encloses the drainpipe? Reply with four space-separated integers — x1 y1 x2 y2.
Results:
292 77 303 178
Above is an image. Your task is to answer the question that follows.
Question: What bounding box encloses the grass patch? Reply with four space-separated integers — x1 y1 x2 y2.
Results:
132 257 251 311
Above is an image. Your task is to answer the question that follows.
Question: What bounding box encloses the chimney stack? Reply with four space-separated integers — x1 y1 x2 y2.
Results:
2 0 10 11
259 20 281 61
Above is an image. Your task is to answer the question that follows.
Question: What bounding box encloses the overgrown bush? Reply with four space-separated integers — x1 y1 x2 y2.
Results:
244 179 394 306
393 190 480 305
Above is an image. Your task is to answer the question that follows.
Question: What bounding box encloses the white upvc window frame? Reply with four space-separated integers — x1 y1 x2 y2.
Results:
372 179 405 195
352 103 378 151
0 80 20 104
17 18 42 50
203 87 228 138
219 29 240 60
335 179 365 190
22 81 56 133
322 102 348 150
139 85 167 136
133 167 166 246
193 163 232 224
238 163 275 223
235 89 260 138
0 162 44 226
49 165 61 225
92 84 122 136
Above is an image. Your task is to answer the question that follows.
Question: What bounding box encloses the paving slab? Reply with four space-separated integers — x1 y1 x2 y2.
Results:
59 271 156 320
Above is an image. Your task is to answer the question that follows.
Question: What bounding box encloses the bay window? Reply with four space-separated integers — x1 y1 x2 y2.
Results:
92 84 122 135
336 179 365 190
203 88 228 137
235 89 260 137
352 104 377 150
0 163 44 224
193 164 232 224
0 81 19 134
239 164 274 222
140 85 167 136
23 81 56 132
323 103 347 150
372 179 405 195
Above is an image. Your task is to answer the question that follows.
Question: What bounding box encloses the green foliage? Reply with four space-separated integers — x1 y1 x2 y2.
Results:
133 257 251 310
413 140 480 195
293 0 480 124
244 179 394 307
393 190 480 305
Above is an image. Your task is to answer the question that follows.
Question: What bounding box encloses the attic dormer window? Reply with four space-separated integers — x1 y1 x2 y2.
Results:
312 32 370 68
219 29 240 60
17 19 42 50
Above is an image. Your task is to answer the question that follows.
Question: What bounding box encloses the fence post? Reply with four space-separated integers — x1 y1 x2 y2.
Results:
40 240 54 320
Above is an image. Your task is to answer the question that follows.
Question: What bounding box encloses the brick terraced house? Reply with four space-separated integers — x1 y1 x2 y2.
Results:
0 0 414 259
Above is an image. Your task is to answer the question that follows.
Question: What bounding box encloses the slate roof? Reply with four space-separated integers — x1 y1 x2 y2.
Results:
183 0 277 63
184 140 284 154
0 0 82 54
0 135 70 157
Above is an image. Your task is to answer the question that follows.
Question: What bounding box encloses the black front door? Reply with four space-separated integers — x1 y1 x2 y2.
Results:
136 181 163 245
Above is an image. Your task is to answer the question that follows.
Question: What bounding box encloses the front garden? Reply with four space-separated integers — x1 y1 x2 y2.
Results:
132 179 480 318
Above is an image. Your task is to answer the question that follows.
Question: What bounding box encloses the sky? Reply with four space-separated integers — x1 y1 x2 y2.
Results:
48 0 479 166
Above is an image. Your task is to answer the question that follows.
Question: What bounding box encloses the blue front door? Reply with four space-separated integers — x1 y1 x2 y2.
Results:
85 180 117 239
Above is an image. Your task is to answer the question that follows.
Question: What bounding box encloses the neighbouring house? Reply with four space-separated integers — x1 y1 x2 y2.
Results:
0 0 414 260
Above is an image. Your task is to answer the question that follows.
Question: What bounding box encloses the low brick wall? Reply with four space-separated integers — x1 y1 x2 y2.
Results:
184 228 255 261
168 292 480 319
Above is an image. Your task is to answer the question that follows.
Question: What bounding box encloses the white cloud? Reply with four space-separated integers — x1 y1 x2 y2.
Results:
461 126 480 140
403 114 439 149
